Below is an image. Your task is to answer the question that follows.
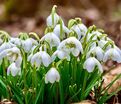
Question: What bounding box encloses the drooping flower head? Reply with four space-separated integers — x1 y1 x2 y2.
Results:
58 37 83 57
22 38 38 53
46 5 60 27
70 23 87 40
0 47 22 67
30 51 51 68
45 67 60 84
87 46 104 61
0 42 15 53
40 32 60 48
103 47 121 63
53 24 70 39
7 62 21 76
52 50 70 61
83 57 103 73
9 37 22 47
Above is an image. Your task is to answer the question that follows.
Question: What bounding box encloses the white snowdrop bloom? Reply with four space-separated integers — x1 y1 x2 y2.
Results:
103 48 121 63
0 42 15 53
22 38 38 53
45 67 60 84
53 24 70 38
98 40 112 50
7 63 21 76
10 37 22 46
58 37 83 56
114 46 121 55
27 46 38 62
86 31 102 42
71 24 87 40
40 32 60 48
0 47 22 67
87 47 104 61
52 50 70 61
83 57 103 73
46 13 60 27
31 51 51 67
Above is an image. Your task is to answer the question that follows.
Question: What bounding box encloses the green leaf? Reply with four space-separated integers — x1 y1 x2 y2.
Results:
0 77 9 98
35 78 45 104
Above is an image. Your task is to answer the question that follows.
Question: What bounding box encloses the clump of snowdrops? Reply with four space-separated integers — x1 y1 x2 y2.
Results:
0 5 121 104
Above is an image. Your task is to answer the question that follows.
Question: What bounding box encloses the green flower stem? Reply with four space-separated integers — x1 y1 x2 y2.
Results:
32 66 37 100
59 77 64 104
74 58 77 82
23 52 28 104
2 59 6 77
60 19 63 41
29 32 40 41
52 5 57 27
71 57 77 83
80 71 88 100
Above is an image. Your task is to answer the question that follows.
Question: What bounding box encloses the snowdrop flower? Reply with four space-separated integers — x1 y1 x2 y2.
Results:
0 47 22 67
86 31 102 42
98 40 112 50
0 42 15 53
103 47 121 63
83 57 103 73
71 24 87 40
10 37 22 46
7 63 21 76
27 46 39 61
58 37 83 56
22 38 38 53
114 46 121 55
53 24 70 38
52 50 70 61
87 47 104 61
46 13 60 27
45 67 60 84
31 51 51 67
40 32 60 48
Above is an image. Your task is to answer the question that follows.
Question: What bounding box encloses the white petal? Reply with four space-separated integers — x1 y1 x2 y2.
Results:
46 13 60 27
84 57 103 73
72 48 80 56
10 37 21 46
41 51 51 67
0 42 14 53
112 49 121 63
57 50 67 59
58 37 83 55
103 48 121 63
53 24 61 37
71 25 81 39
31 52 41 67
41 33 60 47
15 55 22 67
83 57 96 72
0 50 8 60
87 47 104 61
45 67 60 84
22 38 38 53
7 63 21 76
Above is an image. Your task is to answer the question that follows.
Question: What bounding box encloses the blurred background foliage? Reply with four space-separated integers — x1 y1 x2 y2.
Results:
0 0 121 47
